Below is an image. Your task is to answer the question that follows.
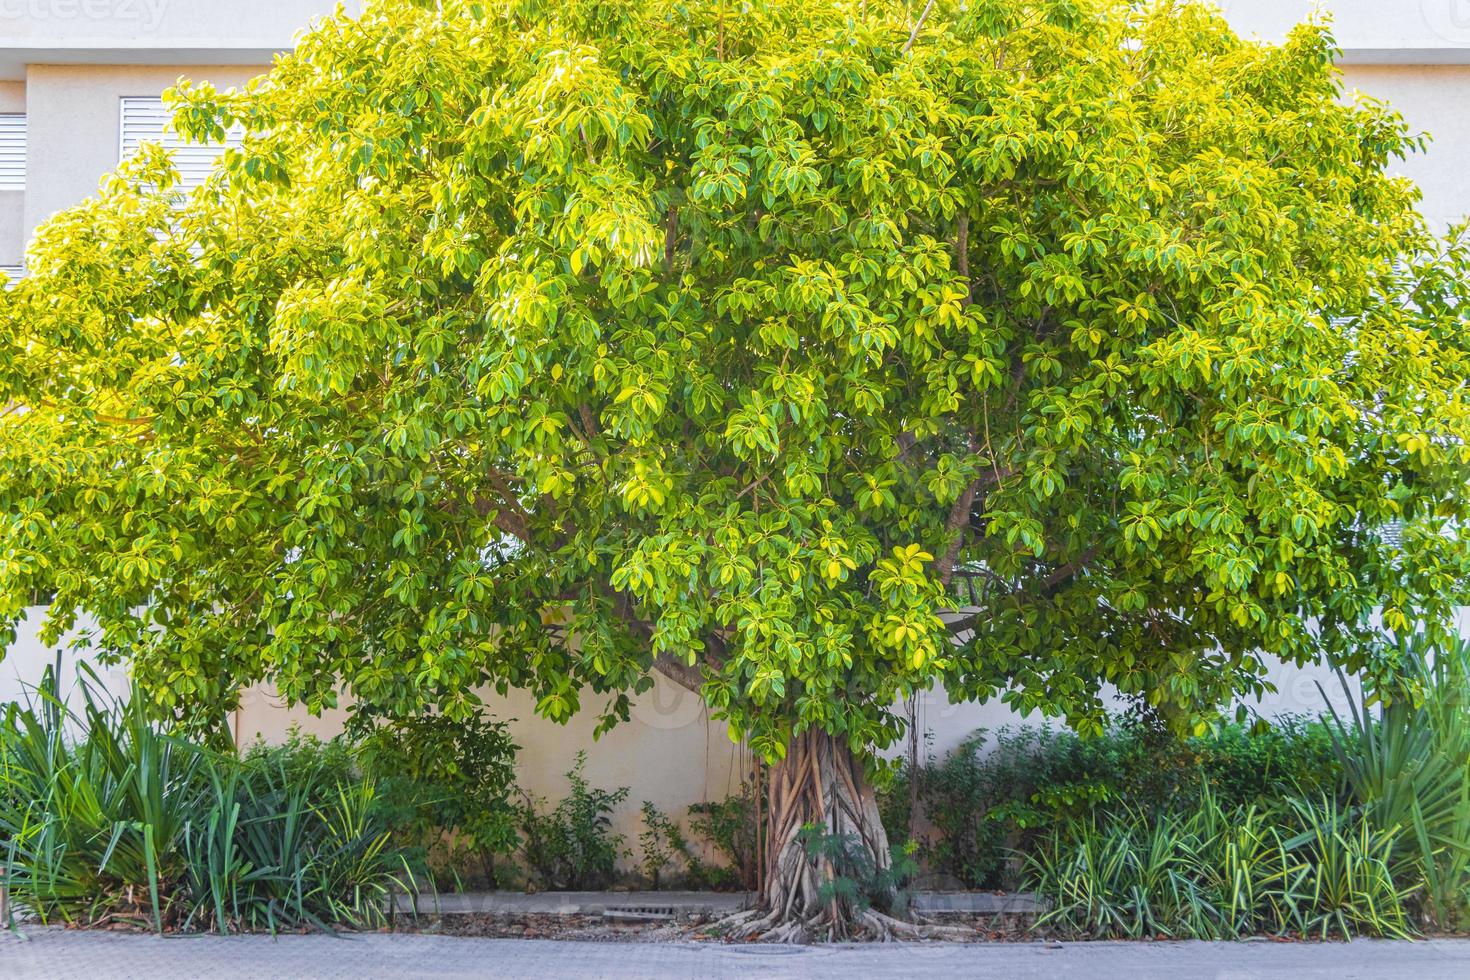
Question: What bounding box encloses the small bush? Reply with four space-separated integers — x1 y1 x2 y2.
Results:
242 726 355 789
799 826 918 919
687 783 762 891
1026 788 1410 940
517 752 628 890
886 716 1342 889
0 670 409 933
357 713 519 889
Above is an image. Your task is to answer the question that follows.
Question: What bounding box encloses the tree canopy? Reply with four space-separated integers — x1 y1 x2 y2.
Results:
2 0 1468 759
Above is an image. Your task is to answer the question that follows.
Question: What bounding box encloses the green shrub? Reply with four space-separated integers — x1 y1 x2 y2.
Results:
517 752 628 890
687 783 761 891
799 826 918 920
1324 632 1470 930
1026 787 1410 940
887 715 1342 888
1 669 411 934
356 713 519 889
637 801 735 890
241 727 355 790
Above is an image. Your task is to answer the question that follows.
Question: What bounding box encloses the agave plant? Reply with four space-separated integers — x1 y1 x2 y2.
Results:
1 665 206 930
3 664 414 934
1321 632 1470 930
1025 783 1413 940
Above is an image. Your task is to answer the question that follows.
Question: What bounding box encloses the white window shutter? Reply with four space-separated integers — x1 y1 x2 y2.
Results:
0 114 25 192
119 97 243 192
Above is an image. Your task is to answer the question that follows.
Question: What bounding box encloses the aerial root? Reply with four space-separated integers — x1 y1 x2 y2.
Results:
707 905 976 944
860 908 975 941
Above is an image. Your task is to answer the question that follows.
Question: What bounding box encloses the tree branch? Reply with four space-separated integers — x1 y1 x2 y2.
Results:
934 476 985 587
467 469 537 543
653 651 706 693
955 212 971 306
664 206 679 274
902 0 937 55
935 454 1013 587
599 582 726 694
1041 545 1098 595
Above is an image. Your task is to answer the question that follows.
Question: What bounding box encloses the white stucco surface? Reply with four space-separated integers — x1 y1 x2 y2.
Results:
20 63 266 233
1221 0 1470 59
1 604 1360 845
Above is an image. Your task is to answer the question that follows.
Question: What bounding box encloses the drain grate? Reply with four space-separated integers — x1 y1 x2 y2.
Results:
603 905 677 922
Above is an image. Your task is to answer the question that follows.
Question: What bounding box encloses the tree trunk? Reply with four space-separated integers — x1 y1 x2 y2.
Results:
726 730 901 941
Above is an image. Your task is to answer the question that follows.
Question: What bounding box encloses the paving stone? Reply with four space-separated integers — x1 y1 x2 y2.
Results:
3 927 1470 979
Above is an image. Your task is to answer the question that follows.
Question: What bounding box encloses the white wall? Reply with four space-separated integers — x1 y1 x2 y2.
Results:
21 63 267 235
1220 0 1470 58
0 0 353 43
4 603 1361 848
1340 65 1470 230
0 607 131 710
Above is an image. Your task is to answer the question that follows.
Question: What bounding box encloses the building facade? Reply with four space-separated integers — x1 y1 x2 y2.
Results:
2 0 1468 836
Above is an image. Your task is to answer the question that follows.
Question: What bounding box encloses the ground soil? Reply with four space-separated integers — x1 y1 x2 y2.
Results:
400 910 1037 943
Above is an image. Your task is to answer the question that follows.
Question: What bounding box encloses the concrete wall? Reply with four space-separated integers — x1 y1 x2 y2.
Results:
1340 65 1470 230
234 678 751 832
0 0 353 44
0 1 356 80
21 63 266 233
2 605 1355 847
1220 0 1470 61
0 609 131 710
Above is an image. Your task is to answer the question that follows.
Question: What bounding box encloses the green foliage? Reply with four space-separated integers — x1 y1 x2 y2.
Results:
356 713 520 887
1323 632 1470 929
180 746 408 934
885 716 1340 888
637 800 732 890
2 0 1466 765
241 726 356 791
1 668 208 930
0 670 410 933
637 801 681 889
1027 788 1410 940
687 784 762 890
517 752 629 890
798 825 918 918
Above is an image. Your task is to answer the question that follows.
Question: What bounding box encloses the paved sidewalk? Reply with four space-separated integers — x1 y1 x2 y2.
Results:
3 928 1469 979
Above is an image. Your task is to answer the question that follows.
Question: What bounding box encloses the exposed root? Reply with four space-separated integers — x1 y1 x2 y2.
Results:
707 905 977 944
861 908 975 942
709 907 782 941
700 730 979 945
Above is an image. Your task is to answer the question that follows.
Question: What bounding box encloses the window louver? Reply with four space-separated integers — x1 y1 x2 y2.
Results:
119 97 242 192
0 115 25 192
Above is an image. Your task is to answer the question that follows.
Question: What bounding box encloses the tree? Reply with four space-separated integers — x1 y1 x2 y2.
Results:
3 0 1469 938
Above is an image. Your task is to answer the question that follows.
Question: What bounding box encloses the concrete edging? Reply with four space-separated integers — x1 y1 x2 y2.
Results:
398 890 1039 916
